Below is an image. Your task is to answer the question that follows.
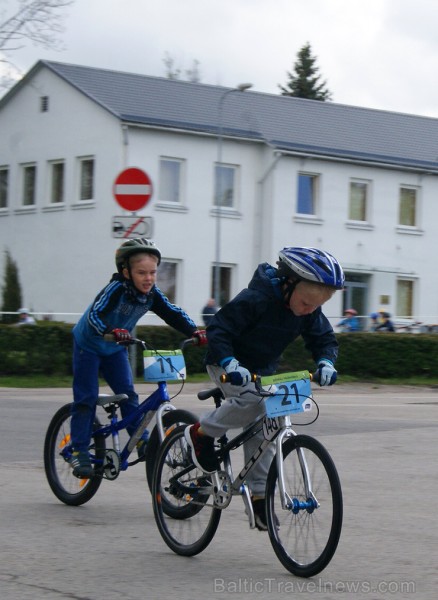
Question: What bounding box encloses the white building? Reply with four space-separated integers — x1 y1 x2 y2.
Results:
1 60 438 328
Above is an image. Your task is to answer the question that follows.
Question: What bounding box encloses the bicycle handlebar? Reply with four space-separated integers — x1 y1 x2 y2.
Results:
219 370 321 386
103 333 201 351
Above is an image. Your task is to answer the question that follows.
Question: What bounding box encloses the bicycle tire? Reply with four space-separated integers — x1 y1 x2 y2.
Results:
43 403 106 506
266 434 343 577
152 425 221 556
145 408 197 492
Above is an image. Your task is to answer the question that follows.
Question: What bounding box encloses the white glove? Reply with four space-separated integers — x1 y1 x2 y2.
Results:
317 359 337 386
221 357 251 386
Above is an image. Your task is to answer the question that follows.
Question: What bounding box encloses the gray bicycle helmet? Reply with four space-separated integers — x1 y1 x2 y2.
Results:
278 247 345 289
115 238 161 273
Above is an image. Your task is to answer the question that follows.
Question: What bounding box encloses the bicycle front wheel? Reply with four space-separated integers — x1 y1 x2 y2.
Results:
152 425 221 556
44 403 106 506
266 434 343 577
146 408 198 492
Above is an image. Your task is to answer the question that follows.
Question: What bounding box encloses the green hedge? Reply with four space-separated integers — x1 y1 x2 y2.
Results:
1 324 438 380
0 324 206 377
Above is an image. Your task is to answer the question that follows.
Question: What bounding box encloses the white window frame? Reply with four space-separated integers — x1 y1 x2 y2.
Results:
214 163 238 210
159 157 184 204
158 260 179 304
296 172 319 216
348 179 370 222
78 157 95 202
398 185 419 228
21 163 37 207
0 166 9 210
49 160 65 205
396 278 415 317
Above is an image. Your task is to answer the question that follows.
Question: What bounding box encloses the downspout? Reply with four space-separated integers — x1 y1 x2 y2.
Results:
254 148 282 263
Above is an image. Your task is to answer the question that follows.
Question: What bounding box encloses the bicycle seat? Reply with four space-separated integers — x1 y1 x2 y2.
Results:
97 393 129 407
197 388 224 401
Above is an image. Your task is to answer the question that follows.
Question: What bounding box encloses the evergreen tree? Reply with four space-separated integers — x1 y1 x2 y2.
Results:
1 249 22 324
279 42 332 101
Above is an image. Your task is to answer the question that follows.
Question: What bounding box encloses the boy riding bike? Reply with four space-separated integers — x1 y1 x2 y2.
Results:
70 238 206 478
185 246 344 530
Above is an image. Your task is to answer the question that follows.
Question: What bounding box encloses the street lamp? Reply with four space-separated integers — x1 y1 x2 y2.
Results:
213 83 253 306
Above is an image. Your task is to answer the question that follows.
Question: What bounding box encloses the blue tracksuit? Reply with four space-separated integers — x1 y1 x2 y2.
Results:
71 274 196 451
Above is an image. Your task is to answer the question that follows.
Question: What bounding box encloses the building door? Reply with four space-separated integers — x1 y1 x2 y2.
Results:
343 273 369 330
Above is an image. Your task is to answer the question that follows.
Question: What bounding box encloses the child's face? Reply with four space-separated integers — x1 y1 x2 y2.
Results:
288 281 334 316
123 253 158 294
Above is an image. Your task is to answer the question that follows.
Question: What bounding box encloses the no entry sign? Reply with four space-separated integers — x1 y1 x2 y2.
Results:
113 167 153 211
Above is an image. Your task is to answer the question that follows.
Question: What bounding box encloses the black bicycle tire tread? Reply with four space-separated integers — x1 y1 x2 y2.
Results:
152 425 221 556
266 434 343 577
43 403 104 506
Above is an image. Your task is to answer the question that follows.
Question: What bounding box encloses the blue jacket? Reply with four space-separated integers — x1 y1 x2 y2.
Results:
73 274 196 355
205 263 338 375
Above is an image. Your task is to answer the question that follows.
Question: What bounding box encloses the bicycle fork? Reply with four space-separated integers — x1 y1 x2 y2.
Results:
275 425 319 513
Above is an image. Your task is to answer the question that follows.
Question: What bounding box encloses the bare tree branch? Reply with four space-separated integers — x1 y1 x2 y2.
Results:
0 0 74 89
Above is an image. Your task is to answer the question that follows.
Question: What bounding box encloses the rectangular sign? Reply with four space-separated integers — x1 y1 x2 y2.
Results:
112 216 153 238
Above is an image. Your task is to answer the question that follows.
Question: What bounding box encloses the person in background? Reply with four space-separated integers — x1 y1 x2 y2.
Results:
16 308 36 326
375 311 395 332
185 246 344 531
201 298 218 327
369 312 379 331
337 308 360 332
70 238 207 479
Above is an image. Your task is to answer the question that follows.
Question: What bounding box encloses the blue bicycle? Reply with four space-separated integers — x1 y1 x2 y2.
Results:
44 336 198 507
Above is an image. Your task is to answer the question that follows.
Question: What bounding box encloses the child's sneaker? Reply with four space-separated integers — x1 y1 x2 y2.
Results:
70 450 93 479
252 497 279 531
184 423 218 474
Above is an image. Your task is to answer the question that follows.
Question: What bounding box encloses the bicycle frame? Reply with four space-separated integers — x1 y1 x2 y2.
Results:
89 381 178 471
216 413 299 505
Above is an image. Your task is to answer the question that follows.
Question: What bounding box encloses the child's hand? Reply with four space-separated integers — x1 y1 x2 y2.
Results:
317 359 337 386
111 328 132 343
192 330 208 346
222 358 251 386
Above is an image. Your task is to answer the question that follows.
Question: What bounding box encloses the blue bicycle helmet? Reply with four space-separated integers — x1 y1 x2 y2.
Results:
278 247 345 289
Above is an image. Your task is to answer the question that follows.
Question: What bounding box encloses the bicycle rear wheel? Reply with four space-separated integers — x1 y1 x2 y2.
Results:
44 403 106 506
266 434 343 577
152 425 221 556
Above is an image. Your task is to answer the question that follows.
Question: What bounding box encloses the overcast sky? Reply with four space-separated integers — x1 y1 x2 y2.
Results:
3 0 438 118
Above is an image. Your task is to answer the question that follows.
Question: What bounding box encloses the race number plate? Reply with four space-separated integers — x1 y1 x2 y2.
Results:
143 350 186 382
262 371 313 417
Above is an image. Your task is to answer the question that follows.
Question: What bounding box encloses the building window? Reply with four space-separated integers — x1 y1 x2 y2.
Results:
214 164 236 208
211 265 232 307
79 158 94 201
349 180 369 221
297 173 318 215
40 96 49 112
0 167 8 209
22 164 36 206
397 279 414 317
158 261 178 303
50 161 64 204
399 187 417 227
159 158 183 203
